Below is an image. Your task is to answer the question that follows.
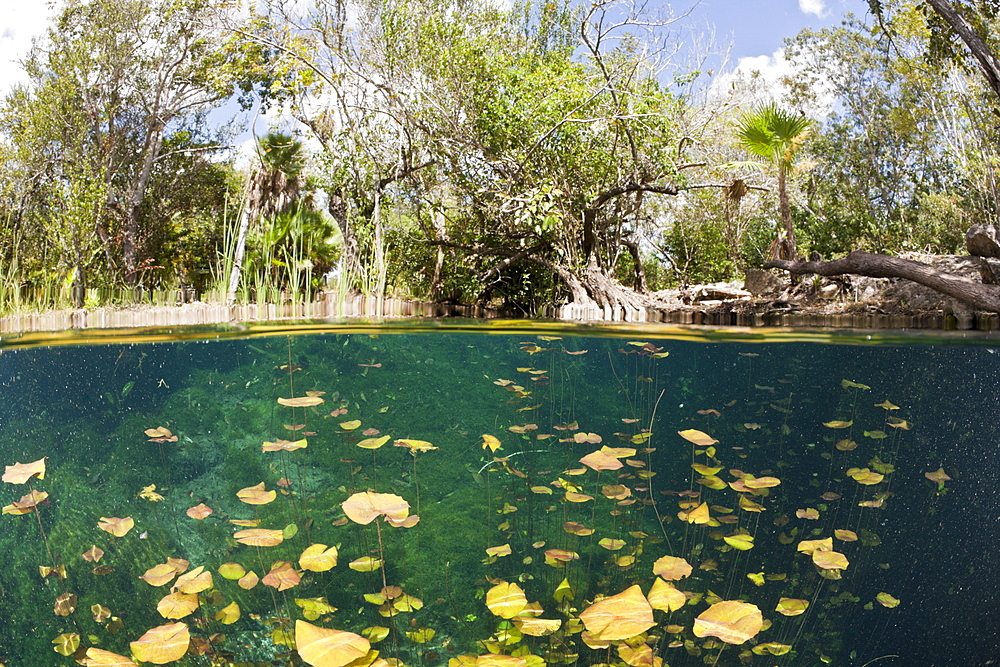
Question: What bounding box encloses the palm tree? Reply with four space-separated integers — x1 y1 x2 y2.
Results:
736 103 812 259
227 132 305 304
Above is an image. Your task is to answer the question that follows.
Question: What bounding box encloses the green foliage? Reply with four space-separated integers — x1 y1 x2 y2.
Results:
736 103 813 169
787 17 976 255
3 0 1000 312
0 0 257 295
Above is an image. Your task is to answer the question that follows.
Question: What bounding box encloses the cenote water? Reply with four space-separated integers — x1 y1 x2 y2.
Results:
1 323 998 667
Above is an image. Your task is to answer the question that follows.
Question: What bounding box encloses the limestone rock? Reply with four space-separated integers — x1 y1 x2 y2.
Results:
965 223 1000 258
687 282 751 302
743 269 783 296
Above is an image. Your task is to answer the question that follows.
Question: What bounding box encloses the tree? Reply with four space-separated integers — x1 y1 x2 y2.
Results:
784 18 969 256
227 132 306 303
736 102 812 259
1 0 261 288
770 0 1000 313
234 0 763 311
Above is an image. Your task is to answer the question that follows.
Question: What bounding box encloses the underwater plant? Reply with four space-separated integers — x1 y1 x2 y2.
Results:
0 333 930 667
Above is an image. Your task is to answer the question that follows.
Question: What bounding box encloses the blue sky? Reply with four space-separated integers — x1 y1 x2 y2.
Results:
698 0 870 62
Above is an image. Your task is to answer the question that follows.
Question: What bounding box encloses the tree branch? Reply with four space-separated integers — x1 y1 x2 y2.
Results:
926 0 1000 99
153 144 229 163
376 159 436 191
766 250 1000 312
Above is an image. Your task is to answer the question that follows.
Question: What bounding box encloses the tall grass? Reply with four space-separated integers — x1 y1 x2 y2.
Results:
1 197 346 319
0 228 78 316
207 201 330 310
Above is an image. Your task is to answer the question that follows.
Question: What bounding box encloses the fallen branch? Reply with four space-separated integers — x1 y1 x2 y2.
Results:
765 250 1000 313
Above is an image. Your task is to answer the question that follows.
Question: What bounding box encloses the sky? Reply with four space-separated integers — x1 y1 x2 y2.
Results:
0 0 872 156
687 0 871 99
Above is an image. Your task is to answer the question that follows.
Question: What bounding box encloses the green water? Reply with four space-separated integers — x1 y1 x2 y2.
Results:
0 323 997 667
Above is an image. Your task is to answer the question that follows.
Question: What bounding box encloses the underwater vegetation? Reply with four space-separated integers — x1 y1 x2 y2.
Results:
0 332 969 666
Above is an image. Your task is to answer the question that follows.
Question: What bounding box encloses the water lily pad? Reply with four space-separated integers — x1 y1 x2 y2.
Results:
841 379 870 390
98 517 134 537
482 434 502 452
775 598 809 616
812 550 849 570
349 556 382 572
186 503 213 520
486 581 527 619
876 592 900 608
847 467 884 485
2 457 46 484
238 571 259 589
140 563 179 587
393 439 438 452
278 396 324 407
516 617 561 636
262 561 301 591
173 566 212 594
218 562 246 580
677 429 718 447
300 544 338 572
723 531 754 550
342 491 411 525
156 592 198 619
262 439 308 451
83 648 137 666
925 467 951 484
752 642 792 655
579 450 622 471
295 621 370 667
693 600 763 644
579 585 655 641
652 555 693 581
485 543 512 557
237 482 276 505
233 529 284 547
647 578 686 612
52 632 80 656
356 436 391 449
54 592 77 616
214 602 240 625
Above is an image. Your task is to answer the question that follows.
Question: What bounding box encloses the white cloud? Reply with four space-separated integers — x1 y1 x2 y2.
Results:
0 4 56 95
708 46 836 117
798 0 829 18
709 48 796 105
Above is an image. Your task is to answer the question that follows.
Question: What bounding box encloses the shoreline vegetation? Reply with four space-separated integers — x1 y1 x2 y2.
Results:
4 261 1000 338
5 1 1000 333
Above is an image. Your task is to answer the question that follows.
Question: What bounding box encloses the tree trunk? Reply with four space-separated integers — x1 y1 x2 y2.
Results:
527 256 661 313
766 250 1000 312
927 0 1000 99
373 191 386 299
226 194 253 305
123 119 165 286
621 238 647 292
777 165 797 258
328 191 360 283
430 206 446 299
